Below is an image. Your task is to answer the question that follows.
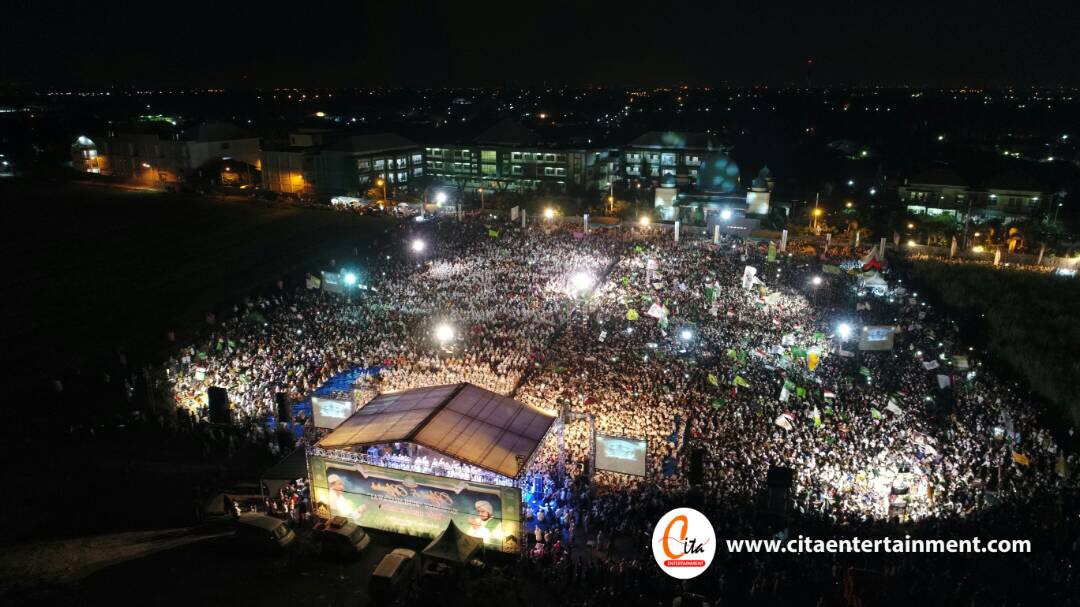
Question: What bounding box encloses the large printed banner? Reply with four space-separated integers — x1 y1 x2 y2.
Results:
309 456 521 553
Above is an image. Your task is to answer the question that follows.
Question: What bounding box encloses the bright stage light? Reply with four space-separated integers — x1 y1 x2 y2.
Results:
720 208 733 221
435 191 448 205
679 329 693 341
544 208 555 219
343 272 357 286
639 216 650 226
838 323 852 340
812 276 822 286
434 323 455 344
411 239 426 253
571 272 594 293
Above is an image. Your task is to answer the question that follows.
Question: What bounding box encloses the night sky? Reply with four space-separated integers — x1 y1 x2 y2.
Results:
4 1 1079 88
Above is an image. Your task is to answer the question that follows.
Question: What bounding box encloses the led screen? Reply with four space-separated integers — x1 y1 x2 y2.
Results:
311 396 354 429
595 434 648 476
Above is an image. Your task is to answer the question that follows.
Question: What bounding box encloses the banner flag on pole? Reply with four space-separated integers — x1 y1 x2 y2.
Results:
708 373 719 387
733 375 751 388
871 407 883 420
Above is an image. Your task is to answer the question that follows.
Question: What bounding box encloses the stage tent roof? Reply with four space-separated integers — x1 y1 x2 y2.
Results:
317 383 555 478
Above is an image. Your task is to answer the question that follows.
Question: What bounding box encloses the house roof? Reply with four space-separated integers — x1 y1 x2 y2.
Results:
323 133 419 154
907 167 969 188
986 170 1044 193
627 131 723 151
316 383 555 478
474 119 541 146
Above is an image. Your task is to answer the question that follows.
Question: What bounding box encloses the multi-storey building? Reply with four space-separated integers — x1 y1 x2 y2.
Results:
901 168 1045 222
424 120 613 194
97 120 260 184
619 131 731 189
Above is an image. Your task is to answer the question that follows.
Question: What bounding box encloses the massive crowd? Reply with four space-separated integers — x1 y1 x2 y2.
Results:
162 214 1078 604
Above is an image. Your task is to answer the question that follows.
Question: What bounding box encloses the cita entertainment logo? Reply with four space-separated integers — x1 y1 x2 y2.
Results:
651 507 716 579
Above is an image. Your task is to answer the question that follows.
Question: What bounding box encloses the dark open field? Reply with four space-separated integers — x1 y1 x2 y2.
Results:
0 180 400 543
0 180 395 395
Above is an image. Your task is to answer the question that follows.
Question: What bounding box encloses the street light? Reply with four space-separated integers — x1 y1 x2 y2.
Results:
544 208 555 220
376 178 387 202
411 239 426 253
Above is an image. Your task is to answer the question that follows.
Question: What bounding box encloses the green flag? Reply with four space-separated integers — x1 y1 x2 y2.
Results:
708 373 719 387
871 407 883 420
710 397 724 409
488 229 499 237
796 386 807 398
783 379 796 391
733 375 750 388
812 331 824 341
727 348 738 360
635 245 643 253
860 366 872 377
626 309 639 321
791 346 807 359
767 242 777 262
814 410 823 428
621 276 630 287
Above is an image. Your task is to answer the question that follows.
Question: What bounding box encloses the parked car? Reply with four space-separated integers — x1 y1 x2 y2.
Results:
370 548 417 603
312 516 371 556
235 513 295 552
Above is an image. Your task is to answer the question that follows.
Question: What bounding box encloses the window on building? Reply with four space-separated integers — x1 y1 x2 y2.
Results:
357 159 370 171
397 171 408 182
411 153 422 164
511 151 522 162
555 154 566 163
413 167 423 176
481 150 497 163
661 168 676 176
482 164 497 177
374 159 385 171
511 165 523 175
661 153 676 166
543 153 556 162
544 167 556 176
555 167 566 177
684 155 700 165
396 156 407 168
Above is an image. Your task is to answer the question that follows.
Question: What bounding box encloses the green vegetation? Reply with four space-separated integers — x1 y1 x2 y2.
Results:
908 261 1080 428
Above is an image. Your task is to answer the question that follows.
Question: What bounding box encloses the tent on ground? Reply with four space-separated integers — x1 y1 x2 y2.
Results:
261 448 308 497
423 521 482 567
860 271 888 289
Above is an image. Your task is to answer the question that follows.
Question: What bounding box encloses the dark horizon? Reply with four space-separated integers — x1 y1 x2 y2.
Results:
4 1 1080 89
